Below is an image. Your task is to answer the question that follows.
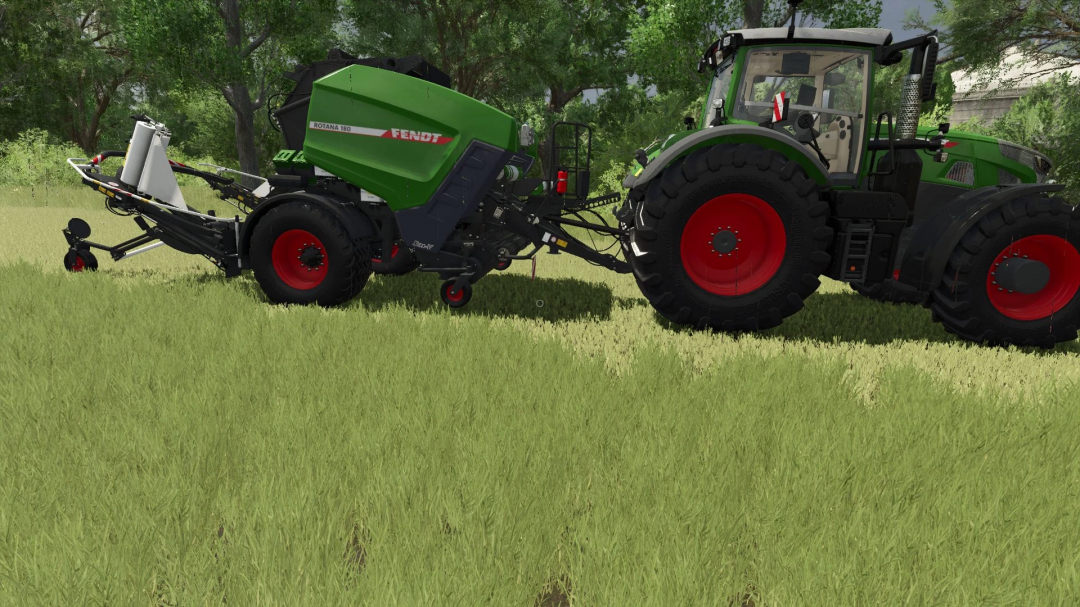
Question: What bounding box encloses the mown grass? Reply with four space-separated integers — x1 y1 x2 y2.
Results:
2 187 1080 605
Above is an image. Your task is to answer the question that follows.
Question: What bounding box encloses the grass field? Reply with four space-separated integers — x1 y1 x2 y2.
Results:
2 186 1080 605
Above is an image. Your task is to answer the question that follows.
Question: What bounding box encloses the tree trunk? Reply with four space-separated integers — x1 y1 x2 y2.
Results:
226 82 260 187
743 0 765 29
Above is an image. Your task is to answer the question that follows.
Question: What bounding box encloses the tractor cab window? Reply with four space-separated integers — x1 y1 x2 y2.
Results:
732 47 871 176
704 56 734 125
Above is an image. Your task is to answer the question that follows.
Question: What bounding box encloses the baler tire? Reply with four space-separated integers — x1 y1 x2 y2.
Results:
628 143 832 332
372 240 419 276
250 201 372 307
851 280 925 305
64 248 98 273
928 195 1080 348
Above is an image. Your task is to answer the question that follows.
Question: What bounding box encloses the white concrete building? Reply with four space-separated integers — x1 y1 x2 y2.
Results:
949 47 1080 124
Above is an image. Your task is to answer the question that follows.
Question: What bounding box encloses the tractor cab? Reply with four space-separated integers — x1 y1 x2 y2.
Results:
698 26 941 191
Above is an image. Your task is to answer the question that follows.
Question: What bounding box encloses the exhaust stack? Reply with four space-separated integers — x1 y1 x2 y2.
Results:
896 35 939 140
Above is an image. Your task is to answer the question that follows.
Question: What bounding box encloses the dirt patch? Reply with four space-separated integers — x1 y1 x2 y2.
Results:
728 582 765 607
344 523 370 575
535 574 573 607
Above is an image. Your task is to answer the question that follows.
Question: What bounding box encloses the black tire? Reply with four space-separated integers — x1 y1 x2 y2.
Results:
371 239 419 275
440 280 472 308
250 201 372 306
629 143 833 331
850 280 925 304
494 259 511 271
64 248 98 272
929 195 1080 348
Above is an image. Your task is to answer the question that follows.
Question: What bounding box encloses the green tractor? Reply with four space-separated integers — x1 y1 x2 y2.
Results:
852 126 1056 303
617 0 1080 347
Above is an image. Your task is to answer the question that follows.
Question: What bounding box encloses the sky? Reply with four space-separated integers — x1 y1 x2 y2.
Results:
879 0 940 37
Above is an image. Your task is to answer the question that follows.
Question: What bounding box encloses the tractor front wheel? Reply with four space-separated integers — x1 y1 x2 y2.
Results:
250 201 372 306
629 143 833 332
929 195 1080 348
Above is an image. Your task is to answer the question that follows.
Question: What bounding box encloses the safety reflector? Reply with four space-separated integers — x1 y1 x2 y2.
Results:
773 92 786 123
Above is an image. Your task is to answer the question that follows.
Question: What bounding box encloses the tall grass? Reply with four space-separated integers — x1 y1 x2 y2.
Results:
2 194 1080 604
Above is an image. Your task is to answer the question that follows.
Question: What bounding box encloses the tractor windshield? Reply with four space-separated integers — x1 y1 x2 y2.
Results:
732 46 870 176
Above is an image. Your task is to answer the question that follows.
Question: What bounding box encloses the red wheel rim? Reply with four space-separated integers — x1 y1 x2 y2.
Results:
986 234 1080 321
271 229 328 290
373 244 399 264
71 256 85 272
679 193 786 296
445 284 465 302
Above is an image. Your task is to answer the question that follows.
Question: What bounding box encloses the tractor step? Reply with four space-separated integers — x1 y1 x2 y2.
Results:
840 224 874 282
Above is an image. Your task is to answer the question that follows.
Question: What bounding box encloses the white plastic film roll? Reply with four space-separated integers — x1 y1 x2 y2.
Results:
120 121 157 186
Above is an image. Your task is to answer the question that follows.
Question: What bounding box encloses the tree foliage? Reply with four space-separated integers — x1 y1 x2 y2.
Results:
911 0 1080 79
0 0 136 152
119 0 339 175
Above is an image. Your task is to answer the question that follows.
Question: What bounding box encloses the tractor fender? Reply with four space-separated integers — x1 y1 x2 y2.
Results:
239 190 377 262
896 183 1067 293
622 125 833 192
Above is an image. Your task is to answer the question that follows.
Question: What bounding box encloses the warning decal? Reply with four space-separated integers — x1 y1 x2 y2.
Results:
309 121 453 145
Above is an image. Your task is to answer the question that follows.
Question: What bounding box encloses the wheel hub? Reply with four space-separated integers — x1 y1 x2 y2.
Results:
298 245 325 270
711 230 738 254
994 256 1050 294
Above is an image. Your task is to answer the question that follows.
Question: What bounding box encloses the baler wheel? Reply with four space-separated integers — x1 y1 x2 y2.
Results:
494 259 512 271
440 280 472 308
929 194 1080 348
64 249 98 273
628 143 832 332
372 240 419 276
250 201 372 307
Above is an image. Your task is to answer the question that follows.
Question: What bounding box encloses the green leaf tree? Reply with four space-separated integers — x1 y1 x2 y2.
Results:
0 0 136 152
119 0 338 174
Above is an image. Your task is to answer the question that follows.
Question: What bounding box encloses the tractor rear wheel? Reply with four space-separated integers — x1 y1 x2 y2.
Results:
250 201 372 306
629 143 833 332
929 195 1080 348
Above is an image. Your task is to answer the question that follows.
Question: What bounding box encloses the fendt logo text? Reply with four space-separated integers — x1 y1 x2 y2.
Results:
309 121 453 145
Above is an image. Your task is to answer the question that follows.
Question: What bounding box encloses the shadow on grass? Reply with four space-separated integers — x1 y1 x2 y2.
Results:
351 270 616 322
654 291 1080 355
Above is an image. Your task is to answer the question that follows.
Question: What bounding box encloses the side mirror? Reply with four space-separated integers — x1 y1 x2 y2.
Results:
710 98 727 127
921 41 940 102
684 116 696 131
938 122 950 135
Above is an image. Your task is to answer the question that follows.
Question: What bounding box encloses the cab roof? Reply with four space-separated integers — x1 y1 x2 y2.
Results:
726 27 893 48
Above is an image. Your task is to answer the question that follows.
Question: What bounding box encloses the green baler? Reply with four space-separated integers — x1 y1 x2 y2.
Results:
302 65 520 212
